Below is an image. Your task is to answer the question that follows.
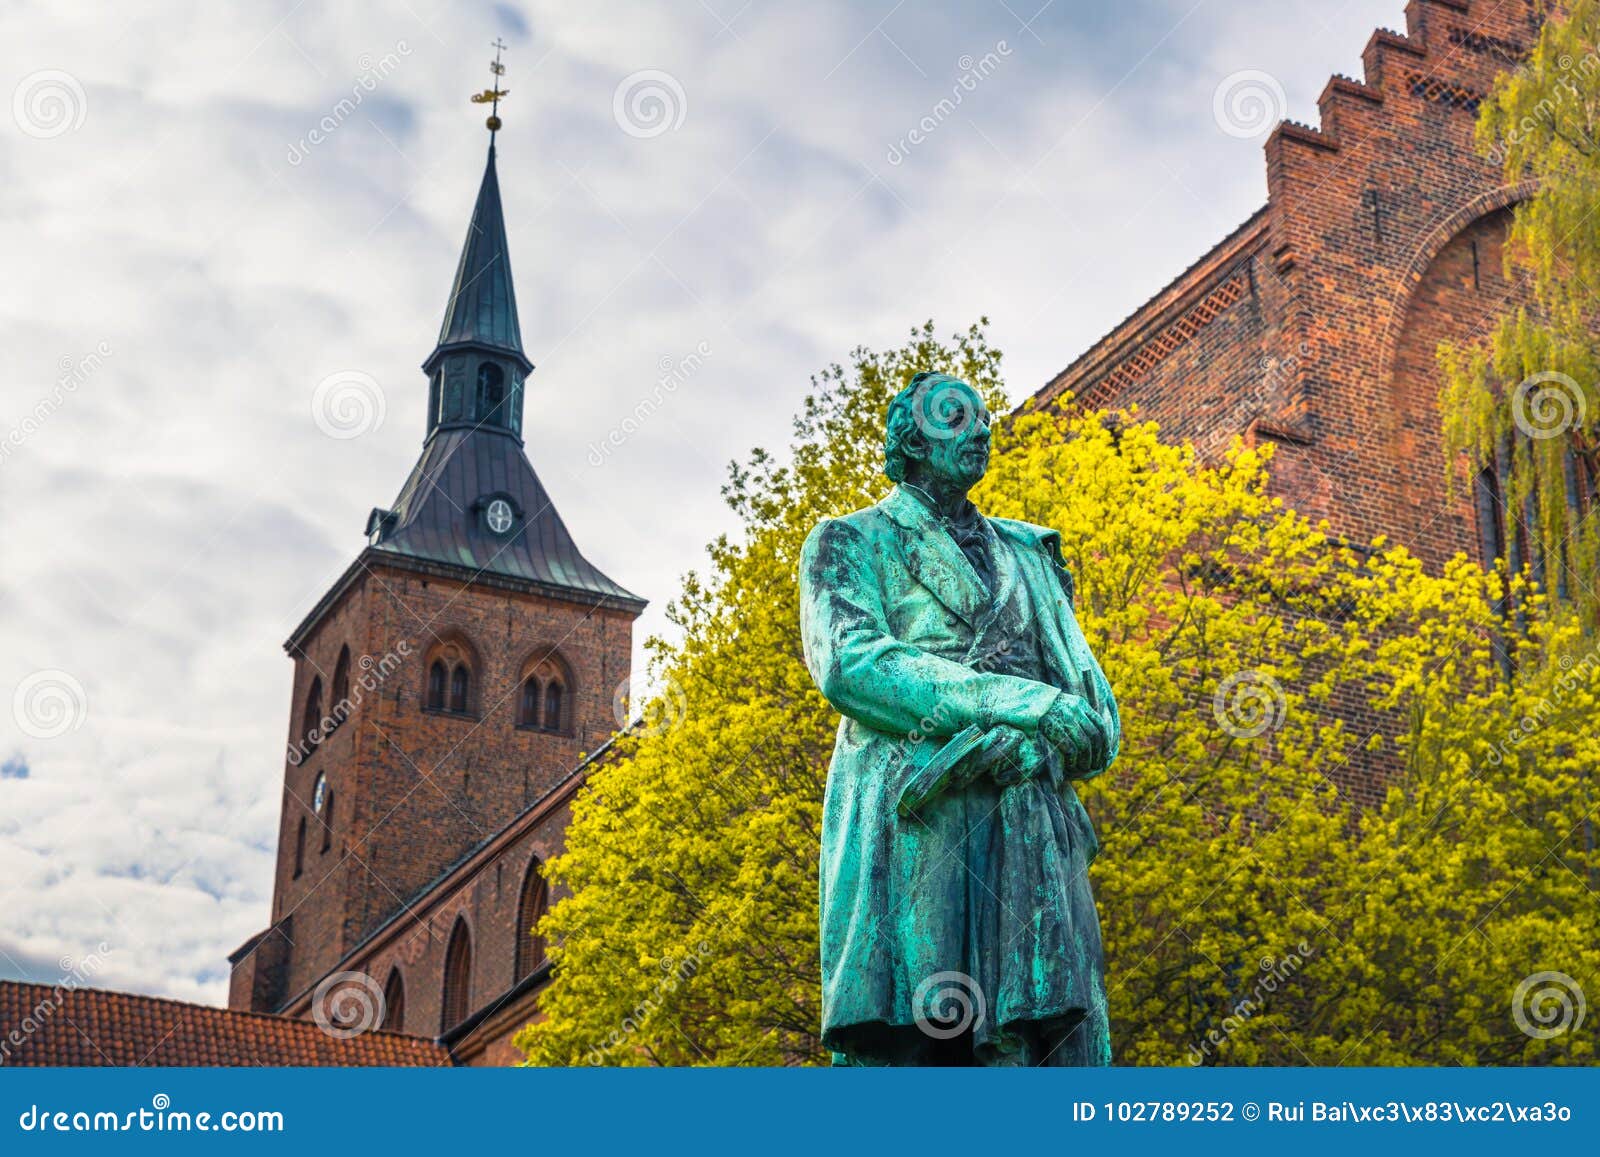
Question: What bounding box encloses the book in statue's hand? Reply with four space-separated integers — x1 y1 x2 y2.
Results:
897 724 986 819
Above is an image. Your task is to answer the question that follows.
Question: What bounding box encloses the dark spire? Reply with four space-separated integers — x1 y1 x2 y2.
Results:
421 142 533 439
284 39 645 648
429 145 529 369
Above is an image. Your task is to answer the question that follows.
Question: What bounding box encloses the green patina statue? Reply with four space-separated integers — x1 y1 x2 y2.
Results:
799 371 1120 1067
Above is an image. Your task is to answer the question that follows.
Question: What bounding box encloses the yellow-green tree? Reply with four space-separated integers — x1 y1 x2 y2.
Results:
519 322 1598 1067
1441 0 1600 627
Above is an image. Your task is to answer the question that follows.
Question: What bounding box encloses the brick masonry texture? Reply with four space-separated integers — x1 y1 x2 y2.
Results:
228 543 636 1063
1030 0 1546 807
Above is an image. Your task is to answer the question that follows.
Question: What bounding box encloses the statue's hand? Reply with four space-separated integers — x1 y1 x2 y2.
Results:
980 725 1050 786
1039 694 1110 779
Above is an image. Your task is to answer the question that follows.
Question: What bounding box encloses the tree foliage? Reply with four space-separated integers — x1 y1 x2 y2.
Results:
1441 0 1600 628
519 322 1598 1067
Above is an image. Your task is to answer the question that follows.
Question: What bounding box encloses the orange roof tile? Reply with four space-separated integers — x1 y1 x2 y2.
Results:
0 981 451 1067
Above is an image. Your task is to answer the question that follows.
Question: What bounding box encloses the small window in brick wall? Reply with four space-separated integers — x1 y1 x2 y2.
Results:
517 655 571 733
382 968 406 1034
425 642 476 718
329 646 351 733
441 918 473 1032
516 861 550 981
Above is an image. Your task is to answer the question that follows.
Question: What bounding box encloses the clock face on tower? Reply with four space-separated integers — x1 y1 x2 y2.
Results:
485 498 515 535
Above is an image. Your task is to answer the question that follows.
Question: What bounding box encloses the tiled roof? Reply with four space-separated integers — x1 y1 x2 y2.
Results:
0 981 451 1067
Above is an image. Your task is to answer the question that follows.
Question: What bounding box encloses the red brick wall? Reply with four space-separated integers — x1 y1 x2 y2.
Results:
238 556 634 1016
1031 0 1546 807
1039 0 1540 567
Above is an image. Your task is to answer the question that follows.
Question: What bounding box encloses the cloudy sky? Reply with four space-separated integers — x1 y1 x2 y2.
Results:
0 0 1406 1004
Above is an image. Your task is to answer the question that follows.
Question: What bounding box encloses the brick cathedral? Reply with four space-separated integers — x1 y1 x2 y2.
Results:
0 0 1560 1066
1028 0 1551 804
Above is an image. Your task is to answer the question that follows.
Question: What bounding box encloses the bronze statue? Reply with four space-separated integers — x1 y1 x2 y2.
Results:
799 371 1119 1066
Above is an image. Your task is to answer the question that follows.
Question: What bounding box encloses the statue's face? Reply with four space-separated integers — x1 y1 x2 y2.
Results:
909 379 991 490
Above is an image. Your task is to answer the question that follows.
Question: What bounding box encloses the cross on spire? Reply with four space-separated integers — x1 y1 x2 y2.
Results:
471 37 511 138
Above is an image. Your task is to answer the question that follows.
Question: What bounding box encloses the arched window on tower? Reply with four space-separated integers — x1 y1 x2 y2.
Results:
515 860 550 981
424 639 477 719
293 816 306 879
329 647 351 733
519 676 541 728
302 677 324 751
516 653 571 734
427 661 447 711
475 362 505 424
381 967 406 1033
441 918 473 1032
320 790 335 853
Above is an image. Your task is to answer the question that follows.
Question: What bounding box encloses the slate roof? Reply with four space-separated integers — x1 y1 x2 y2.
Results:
0 981 451 1067
372 425 645 610
430 143 530 371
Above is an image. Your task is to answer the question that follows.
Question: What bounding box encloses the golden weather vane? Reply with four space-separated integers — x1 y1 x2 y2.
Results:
471 37 510 134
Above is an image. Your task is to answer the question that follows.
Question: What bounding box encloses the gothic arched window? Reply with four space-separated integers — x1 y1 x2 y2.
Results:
427 661 447 711
449 665 470 714
543 681 564 732
516 652 572 733
382 967 406 1033
441 918 473 1031
329 646 351 732
515 860 550 981
293 816 306 879
476 362 505 423
320 789 335 853
302 676 324 750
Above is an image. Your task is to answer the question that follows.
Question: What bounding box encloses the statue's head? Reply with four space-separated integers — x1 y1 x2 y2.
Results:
883 372 991 492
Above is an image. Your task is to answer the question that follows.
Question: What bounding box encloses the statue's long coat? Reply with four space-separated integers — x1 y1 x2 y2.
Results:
799 486 1120 1062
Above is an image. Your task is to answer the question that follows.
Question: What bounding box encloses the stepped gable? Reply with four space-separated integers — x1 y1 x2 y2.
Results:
1026 0 1549 811
1030 0 1540 565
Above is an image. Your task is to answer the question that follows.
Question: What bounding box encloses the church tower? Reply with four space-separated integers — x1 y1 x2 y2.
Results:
228 92 644 1020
